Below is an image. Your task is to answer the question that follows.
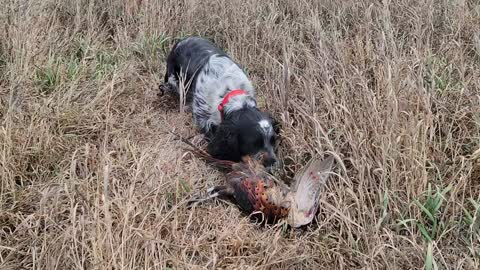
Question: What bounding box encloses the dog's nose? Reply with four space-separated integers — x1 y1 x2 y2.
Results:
263 156 277 168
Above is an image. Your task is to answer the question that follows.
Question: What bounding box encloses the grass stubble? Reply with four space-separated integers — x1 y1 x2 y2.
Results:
0 0 479 269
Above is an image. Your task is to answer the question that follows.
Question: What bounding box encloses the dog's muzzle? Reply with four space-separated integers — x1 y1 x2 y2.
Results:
253 151 278 171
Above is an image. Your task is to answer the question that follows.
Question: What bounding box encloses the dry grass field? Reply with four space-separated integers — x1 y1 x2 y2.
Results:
1 0 480 269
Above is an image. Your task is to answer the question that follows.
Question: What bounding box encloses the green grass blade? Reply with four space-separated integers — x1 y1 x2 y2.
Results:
426 242 433 270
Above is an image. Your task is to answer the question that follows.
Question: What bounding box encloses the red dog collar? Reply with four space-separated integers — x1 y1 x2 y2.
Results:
218 89 247 115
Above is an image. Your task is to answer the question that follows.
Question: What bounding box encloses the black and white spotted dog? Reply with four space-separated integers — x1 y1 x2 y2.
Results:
162 36 278 168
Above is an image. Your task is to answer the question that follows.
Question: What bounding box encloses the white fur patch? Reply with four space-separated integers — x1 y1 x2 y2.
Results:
259 120 271 129
258 120 273 136
223 94 256 114
167 75 178 90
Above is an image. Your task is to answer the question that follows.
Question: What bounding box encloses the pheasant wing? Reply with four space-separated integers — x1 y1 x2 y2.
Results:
287 155 335 227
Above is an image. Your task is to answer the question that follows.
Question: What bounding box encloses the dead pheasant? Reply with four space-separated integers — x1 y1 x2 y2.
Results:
180 135 335 227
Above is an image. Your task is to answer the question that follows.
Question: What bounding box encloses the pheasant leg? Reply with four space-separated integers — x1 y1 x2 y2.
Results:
187 185 234 207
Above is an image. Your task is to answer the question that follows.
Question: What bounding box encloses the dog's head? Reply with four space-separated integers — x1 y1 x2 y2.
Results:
207 106 279 169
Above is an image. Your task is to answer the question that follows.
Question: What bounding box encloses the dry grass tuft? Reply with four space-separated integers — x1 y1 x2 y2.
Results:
1 0 479 269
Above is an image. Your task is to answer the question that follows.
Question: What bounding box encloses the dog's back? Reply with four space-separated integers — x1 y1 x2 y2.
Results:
164 37 227 103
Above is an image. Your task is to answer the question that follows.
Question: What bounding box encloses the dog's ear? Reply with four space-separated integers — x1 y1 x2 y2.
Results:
207 124 240 161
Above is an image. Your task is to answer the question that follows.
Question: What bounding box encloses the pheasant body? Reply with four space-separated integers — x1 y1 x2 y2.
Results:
228 169 290 222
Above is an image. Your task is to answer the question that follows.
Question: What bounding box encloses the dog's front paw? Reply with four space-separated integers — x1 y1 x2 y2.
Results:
158 83 173 97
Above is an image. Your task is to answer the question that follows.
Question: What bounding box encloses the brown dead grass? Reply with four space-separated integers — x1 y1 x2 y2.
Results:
1 0 480 269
